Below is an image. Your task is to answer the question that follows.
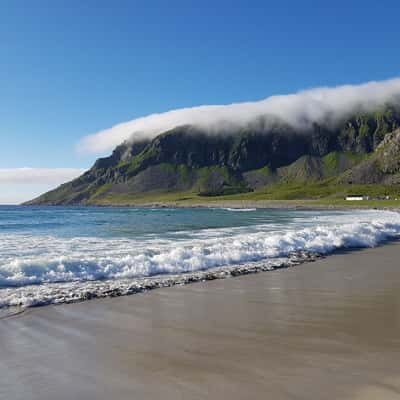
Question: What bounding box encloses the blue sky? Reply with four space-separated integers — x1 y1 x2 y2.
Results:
1 0 400 202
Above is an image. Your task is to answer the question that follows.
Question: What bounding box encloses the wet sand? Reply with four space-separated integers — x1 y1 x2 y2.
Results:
1 244 400 399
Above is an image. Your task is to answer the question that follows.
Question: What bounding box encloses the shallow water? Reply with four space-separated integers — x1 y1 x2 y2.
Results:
1 206 400 309
1 244 400 400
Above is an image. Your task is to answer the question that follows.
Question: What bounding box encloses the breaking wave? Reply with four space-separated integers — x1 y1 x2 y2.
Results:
1 212 400 287
1 209 399 310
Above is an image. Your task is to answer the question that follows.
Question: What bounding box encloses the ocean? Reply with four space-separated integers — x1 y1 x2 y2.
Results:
1 205 400 312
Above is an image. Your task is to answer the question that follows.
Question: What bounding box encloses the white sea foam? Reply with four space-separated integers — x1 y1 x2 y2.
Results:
224 208 257 212
0 211 398 285
0 210 399 310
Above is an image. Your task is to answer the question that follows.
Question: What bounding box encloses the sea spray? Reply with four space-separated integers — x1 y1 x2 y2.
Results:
1 207 400 311
0 252 320 310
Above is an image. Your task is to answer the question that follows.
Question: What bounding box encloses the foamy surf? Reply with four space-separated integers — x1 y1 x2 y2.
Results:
0 207 399 310
223 208 257 212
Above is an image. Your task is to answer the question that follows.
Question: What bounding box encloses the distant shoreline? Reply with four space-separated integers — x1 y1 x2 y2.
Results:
20 198 400 211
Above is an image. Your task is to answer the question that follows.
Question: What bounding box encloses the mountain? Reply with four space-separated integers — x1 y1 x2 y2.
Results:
26 106 400 205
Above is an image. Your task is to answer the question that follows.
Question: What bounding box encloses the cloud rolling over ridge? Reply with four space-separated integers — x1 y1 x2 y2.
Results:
77 78 400 154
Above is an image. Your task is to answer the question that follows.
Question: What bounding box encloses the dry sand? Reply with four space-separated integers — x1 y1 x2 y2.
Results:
1 243 400 399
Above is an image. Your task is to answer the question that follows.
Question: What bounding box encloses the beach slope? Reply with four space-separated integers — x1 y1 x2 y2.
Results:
1 244 400 399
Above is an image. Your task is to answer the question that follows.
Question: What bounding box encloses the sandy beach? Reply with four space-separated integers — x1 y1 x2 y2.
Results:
1 243 400 400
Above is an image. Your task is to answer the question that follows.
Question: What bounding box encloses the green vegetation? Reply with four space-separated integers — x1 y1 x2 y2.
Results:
322 152 341 174
87 179 400 209
253 165 271 176
196 165 249 195
126 145 160 175
90 183 112 200
177 164 191 185
212 180 399 201
322 151 368 175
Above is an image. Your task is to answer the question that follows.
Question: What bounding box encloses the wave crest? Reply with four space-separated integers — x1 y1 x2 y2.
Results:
1 212 399 289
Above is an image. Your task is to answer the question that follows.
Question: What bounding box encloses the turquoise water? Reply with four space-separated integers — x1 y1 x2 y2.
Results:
1 205 400 309
0 205 312 239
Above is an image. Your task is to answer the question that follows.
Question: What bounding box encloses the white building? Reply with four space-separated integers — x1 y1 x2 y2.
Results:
345 195 365 201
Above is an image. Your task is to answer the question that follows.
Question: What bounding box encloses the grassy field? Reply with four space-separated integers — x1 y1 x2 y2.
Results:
90 181 400 209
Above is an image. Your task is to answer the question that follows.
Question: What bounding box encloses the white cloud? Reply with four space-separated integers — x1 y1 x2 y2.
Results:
77 77 400 154
0 168 85 184
0 168 87 204
0 184 58 205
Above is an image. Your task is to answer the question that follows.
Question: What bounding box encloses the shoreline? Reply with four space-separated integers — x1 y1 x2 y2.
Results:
2 236 399 316
1 207 400 314
1 242 400 399
20 199 400 211
0 251 321 318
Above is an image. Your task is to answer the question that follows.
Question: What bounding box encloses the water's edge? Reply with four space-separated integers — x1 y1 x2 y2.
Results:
2 207 399 318
0 251 321 319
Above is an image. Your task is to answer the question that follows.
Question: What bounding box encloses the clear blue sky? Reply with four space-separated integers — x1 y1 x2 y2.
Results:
0 0 399 202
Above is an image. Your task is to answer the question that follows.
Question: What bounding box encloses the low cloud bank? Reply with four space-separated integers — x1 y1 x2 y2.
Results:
0 168 86 184
77 78 400 154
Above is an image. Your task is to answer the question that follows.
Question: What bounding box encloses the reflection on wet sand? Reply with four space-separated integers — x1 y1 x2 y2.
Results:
1 243 400 400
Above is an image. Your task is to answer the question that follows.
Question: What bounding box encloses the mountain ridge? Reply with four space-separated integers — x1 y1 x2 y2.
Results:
26 106 400 205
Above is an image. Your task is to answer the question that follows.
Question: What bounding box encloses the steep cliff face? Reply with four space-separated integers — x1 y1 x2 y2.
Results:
26 107 400 205
343 128 400 185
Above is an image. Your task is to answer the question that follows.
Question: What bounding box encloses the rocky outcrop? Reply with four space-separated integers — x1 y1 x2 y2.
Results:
344 128 400 184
